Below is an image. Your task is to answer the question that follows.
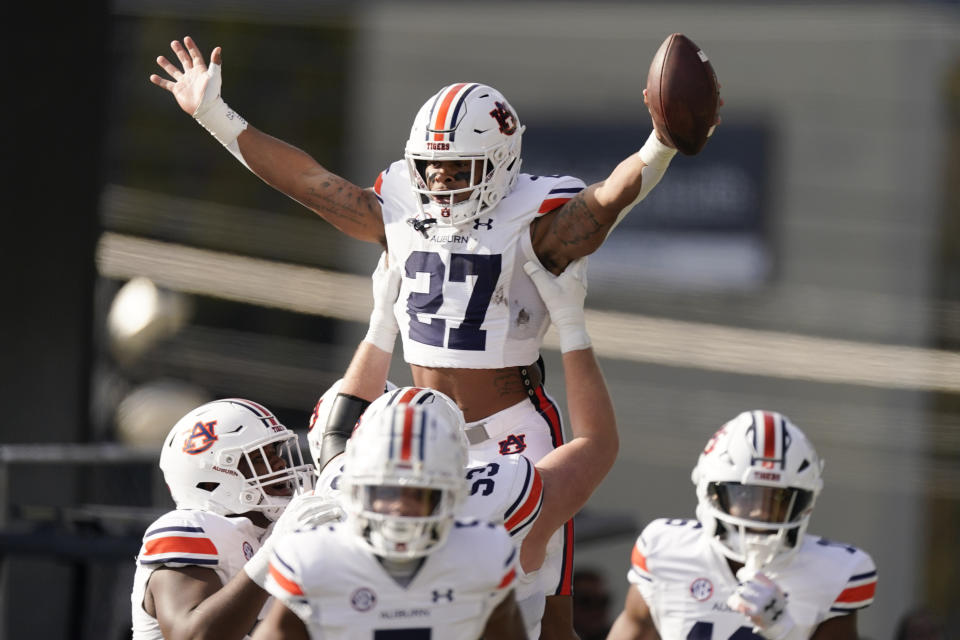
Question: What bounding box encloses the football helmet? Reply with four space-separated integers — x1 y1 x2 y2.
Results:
404 83 525 227
160 398 314 522
691 410 824 567
306 378 398 471
340 393 468 559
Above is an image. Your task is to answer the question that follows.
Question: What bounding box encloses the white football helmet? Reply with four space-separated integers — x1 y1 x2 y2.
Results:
306 378 398 471
160 398 314 522
404 83 525 227
340 392 468 559
691 410 824 567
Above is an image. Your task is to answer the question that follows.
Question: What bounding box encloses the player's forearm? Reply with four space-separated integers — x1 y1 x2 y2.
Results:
236 128 385 244
563 348 618 466
341 341 393 402
177 572 268 640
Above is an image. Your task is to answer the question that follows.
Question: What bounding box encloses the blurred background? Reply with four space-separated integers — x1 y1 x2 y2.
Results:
4 1 960 638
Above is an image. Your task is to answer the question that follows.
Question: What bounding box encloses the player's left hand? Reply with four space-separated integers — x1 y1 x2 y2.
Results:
727 572 797 639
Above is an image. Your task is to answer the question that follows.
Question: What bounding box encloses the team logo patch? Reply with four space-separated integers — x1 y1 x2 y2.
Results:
351 587 377 612
489 101 518 135
242 541 254 561
183 420 218 454
690 577 713 601
498 434 526 455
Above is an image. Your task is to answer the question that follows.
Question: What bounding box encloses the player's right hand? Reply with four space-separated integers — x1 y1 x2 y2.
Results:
149 36 221 117
523 258 591 353
727 572 797 639
364 251 402 352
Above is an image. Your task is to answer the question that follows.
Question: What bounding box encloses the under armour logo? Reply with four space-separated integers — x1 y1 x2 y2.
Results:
473 218 493 230
432 589 454 602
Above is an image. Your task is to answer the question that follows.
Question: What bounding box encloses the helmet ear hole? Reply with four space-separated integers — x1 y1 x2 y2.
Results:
196 482 219 493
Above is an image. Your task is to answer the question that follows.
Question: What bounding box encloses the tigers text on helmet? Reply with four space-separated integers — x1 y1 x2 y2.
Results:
691 410 824 567
404 83 525 227
159 398 314 522
340 393 468 560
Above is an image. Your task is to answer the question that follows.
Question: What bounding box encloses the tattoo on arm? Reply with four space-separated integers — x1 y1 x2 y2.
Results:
550 193 606 248
304 178 372 225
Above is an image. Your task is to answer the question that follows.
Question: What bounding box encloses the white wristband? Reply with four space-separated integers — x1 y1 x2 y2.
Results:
558 327 592 354
637 130 677 169
363 325 398 353
194 95 247 146
610 132 677 232
194 97 249 168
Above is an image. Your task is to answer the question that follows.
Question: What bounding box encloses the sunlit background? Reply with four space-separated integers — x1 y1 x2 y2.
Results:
4 1 960 638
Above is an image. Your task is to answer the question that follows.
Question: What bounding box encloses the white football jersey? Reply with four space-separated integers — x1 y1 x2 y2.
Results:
375 160 586 368
264 519 518 639
464 455 545 637
627 518 878 640
130 509 266 639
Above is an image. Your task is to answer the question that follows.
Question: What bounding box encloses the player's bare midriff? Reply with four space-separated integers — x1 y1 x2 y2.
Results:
411 363 542 423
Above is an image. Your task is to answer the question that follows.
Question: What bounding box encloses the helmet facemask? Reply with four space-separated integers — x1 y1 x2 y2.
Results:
349 483 458 560
700 481 815 567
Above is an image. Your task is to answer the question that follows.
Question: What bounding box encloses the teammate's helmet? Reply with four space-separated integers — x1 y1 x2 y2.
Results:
691 410 824 567
404 83 525 227
361 386 466 436
306 378 399 471
340 394 468 559
160 398 313 522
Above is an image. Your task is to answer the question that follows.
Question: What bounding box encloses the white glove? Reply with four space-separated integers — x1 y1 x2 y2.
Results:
243 492 344 588
523 258 591 353
363 252 401 352
727 573 799 640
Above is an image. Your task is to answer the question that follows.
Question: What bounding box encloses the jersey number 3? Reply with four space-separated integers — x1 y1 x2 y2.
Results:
404 251 502 351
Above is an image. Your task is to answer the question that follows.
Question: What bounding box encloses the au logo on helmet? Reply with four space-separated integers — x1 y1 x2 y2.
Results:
183 420 219 454
489 101 517 135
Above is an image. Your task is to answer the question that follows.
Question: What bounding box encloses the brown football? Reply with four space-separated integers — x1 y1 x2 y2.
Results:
646 33 719 156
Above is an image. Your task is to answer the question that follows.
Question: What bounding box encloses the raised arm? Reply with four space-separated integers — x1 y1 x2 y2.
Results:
150 37 384 244
530 91 722 274
519 259 618 571
313 251 400 471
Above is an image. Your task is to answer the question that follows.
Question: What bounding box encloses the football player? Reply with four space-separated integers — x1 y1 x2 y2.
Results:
131 398 316 639
606 411 878 640
150 34 711 616
303 256 617 639
251 399 528 639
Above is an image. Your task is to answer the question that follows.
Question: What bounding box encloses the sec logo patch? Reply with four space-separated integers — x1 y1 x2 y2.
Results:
689 577 713 601
351 587 377 612
242 541 254 561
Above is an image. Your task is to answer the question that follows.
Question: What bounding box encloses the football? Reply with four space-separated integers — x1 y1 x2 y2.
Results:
645 33 720 156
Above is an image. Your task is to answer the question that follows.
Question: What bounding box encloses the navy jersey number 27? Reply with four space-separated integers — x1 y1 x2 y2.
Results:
404 251 502 351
